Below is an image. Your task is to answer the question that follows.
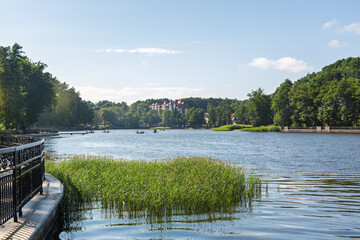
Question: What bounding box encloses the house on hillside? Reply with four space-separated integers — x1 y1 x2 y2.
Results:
150 100 189 115
231 113 237 125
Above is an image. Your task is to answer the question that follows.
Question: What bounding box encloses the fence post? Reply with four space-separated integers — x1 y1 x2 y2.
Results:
12 150 18 222
18 150 23 217
40 151 44 195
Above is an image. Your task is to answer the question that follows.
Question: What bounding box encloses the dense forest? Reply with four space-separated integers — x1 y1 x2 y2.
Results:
0 44 93 131
1 43 360 131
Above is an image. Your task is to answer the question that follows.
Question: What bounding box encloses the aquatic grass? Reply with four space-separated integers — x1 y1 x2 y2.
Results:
212 124 253 131
46 156 261 216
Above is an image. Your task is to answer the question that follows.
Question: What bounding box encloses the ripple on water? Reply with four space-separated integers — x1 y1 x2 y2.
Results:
46 130 360 239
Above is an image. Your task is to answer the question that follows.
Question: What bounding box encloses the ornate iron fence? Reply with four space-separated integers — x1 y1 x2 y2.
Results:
0 136 44 225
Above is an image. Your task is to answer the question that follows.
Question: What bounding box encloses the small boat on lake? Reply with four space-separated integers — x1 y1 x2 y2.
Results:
103 129 110 133
136 130 145 134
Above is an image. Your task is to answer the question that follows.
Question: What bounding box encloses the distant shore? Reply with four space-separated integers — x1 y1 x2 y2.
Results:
281 126 360 134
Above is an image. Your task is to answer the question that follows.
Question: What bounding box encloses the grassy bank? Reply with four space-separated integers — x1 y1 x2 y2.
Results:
212 124 280 132
238 125 280 132
46 156 261 215
212 124 253 131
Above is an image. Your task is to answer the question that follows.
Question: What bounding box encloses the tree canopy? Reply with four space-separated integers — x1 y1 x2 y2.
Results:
0 44 55 130
1 44 359 130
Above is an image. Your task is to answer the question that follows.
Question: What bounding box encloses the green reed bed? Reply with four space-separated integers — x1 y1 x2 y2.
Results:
46 156 261 215
212 124 253 131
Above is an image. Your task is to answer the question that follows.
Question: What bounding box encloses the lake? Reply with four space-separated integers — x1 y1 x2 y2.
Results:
45 130 360 239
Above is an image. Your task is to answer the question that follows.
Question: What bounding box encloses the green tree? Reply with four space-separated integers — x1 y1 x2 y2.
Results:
161 110 171 127
234 103 249 124
0 44 56 130
37 81 93 128
290 75 319 126
247 88 272 127
146 110 161 127
99 108 117 126
20 60 55 129
272 79 293 126
290 57 360 127
170 109 184 128
335 77 360 126
215 104 233 126
0 44 24 129
124 112 139 128
186 107 205 128
206 104 217 127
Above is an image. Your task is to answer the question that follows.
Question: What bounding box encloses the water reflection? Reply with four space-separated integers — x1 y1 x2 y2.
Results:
48 170 360 239
44 130 360 239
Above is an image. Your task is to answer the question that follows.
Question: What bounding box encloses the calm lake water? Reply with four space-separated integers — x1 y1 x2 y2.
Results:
46 130 360 239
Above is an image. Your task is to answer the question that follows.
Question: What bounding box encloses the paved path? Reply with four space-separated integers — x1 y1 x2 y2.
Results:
0 173 63 240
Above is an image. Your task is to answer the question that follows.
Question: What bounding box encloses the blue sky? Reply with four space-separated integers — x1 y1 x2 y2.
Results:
1 0 360 103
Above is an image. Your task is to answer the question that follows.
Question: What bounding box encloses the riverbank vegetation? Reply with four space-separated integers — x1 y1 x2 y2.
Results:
239 126 280 132
212 124 252 131
212 125 279 132
46 156 261 215
1 43 360 131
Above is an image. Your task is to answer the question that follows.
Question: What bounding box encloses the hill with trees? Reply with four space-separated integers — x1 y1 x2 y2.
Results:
1 43 359 131
273 57 360 127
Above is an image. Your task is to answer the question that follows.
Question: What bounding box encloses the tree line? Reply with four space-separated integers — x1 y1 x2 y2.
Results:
1 43 360 131
0 44 93 131
92 57 360 129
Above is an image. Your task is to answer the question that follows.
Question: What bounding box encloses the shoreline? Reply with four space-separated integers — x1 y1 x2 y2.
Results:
281 126 360 134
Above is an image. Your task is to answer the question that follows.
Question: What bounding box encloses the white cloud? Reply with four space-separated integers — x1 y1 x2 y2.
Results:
322 19 337 30
248 57 313 73
328 39 346 48
96 48 183 56
248 57 272 70
96 49 125 53
341 22 360 35
76 86 203 103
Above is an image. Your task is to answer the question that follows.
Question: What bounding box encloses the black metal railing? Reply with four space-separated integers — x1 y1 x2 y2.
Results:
0 136 44 225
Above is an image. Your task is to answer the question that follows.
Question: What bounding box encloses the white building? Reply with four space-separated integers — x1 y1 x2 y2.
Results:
150 100 189 115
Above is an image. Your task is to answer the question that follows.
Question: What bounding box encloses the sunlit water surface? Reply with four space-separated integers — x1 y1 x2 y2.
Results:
46 130 360 239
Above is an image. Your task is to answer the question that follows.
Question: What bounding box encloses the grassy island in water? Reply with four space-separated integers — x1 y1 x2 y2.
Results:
212 124 280 132
46 156 261 215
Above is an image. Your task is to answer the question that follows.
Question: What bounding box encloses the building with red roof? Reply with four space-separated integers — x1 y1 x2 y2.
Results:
150 99 189 115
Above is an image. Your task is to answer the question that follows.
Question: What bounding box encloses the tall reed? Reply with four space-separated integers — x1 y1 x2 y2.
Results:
47 156 261 216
